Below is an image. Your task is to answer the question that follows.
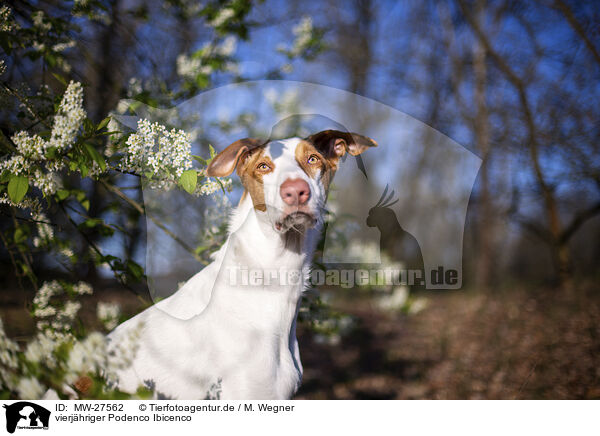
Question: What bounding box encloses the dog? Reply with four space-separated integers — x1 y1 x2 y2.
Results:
108 129 377 399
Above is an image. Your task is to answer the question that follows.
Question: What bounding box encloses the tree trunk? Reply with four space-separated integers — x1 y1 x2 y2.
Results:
473 0 493 290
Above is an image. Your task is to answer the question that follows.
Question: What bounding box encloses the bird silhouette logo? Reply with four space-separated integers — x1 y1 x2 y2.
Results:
366 185 425 286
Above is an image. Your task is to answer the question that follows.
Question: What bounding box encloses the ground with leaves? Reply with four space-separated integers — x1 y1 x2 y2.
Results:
2 282 599 399
296 284 600 399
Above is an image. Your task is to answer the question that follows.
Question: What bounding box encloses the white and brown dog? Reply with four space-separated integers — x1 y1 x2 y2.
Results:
109 130 377 399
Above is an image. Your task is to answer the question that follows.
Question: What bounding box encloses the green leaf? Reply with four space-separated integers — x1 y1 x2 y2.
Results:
7 175 29 203
84 143 107 171
79 162 89 178
14 227 27 244
82 218 101 228
46 54 57 68
126 260 144 282
192 154 208 165
194 245 209 255
96 116 111 131
45 147 58 159
76 190 90 211
98 224 115 237
205 144 218 166
83 118 94 134
179 169 197 194
214 176 228 194
56 189 70 201
195 74 209 89
51 72 67 86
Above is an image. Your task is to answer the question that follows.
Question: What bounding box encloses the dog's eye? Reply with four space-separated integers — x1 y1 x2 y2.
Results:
257 162 271 171
307 155 320 164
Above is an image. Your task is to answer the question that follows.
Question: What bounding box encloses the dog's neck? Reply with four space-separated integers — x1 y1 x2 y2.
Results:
206 194 320 333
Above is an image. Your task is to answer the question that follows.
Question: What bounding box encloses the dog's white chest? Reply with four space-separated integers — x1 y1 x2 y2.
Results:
109 218 307 400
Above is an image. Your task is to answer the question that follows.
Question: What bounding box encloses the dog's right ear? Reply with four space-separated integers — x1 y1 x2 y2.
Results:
306 130 378 160
206 138 265 177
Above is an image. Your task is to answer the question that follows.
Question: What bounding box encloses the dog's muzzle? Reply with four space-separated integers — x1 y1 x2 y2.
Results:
275 212 317 233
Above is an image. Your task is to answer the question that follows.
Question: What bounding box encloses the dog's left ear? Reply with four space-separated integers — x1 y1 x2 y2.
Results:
306 130 378 160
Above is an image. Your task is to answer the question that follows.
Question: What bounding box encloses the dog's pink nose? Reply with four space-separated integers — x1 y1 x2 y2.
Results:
280 178 311 206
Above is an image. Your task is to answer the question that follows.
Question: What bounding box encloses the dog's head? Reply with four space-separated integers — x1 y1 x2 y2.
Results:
207 130 377 234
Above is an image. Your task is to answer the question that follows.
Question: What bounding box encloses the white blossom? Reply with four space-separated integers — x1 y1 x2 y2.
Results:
34 213 54 244
209 8 235 27
105 321 144 377
60 247 74 258
32 41 45 52
64 332 107 383
33 281 62 311
121 123 232 193
176 54 202 80
263 88 307 118
293 17 313 46
121 118 193 185
378 286 409 311
0 6 15 32
0 280 146 398
17 377 45 399
106 117 123 144
32 168 61 196
278 16 317 58
32 281 91 342
408 298 428 314
219 36 237 57
73 282 93 295
48 81 86 153
24 331 58 367
97 302 121 331
52 41 76 52
0 318 19 372
0 194 41 214
63 301 82 319
31 11 51 31
12 132 45 160
126 77 142 97
33 305 57 318
198 179 221 195
200 36 237 59
0 81 90 205
56 56 72 73
0 154 27 175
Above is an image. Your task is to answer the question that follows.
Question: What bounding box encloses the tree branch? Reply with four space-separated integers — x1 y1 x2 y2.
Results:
551 0 600 67
58 202 144 300
457 0 563 241
560 201 600 244
99 180 206 264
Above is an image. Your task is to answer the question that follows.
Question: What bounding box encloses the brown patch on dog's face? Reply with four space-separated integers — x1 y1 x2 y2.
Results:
294 140 336 192
237 148 274 212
